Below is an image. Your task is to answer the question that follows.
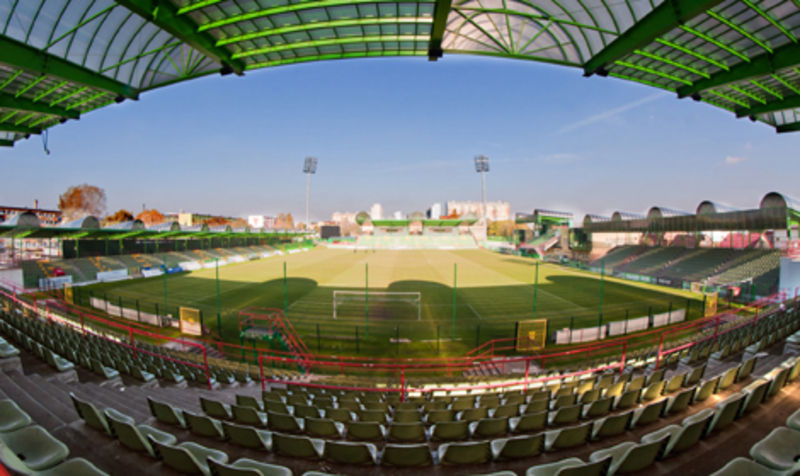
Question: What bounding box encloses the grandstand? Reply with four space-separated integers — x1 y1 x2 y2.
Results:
0 275 799 475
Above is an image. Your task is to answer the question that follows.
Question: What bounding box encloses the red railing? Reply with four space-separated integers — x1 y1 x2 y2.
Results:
0 288 214 389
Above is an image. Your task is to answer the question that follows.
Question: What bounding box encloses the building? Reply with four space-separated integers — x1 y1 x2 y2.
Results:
369 203 383 220
446 201 511 221
392 211 403 220
247 215 276 230
0 204 61 225
427 202 443 219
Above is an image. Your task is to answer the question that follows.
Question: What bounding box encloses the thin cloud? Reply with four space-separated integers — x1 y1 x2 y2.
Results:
557 92 665 134
724 156 747 166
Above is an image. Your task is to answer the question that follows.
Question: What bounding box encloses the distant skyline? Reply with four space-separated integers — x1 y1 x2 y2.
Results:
1 55 798 222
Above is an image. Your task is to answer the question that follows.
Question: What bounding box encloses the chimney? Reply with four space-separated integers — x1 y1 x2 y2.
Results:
33 199 38 210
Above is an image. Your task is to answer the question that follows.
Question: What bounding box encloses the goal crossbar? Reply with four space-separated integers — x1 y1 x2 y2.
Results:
333 290 421 320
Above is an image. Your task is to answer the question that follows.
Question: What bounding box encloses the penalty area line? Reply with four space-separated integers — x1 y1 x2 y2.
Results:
466 303 483 321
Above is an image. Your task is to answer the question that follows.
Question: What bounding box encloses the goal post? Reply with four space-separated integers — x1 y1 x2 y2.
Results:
333 290 421 320
516 319 548 352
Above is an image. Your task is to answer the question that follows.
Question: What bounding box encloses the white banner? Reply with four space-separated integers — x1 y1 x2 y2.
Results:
179 261 202 271
38 275 73 290
97 269 128 282
142 268 164 278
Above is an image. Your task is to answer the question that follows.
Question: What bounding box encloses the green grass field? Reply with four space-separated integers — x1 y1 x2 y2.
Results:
80 247 703 357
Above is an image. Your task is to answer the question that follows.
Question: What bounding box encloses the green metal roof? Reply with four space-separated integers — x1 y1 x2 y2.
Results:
2 0 800 147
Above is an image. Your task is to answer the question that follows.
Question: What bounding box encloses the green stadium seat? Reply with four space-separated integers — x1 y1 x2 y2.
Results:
736 357 758 382
663 387 694 415
589 434 667 475
235 395 263 411
664 373 686 393
221 421 272 450
35 458 110 476
0 425 69 471
90 358 119 380
304 417 344 438
208 457 292 476
525 456 610 476
693 376 720 403
592 411 633 440
392 409 422 422
458 406 489 422
0 341 19 358
150 438 228 476
184 411 225 439
324 407 355 422
613 389 641 410
44 349 74 372
272 433 324 460
380 444 434 467
548 405 580 426
439 440 492 465
492 404 520 418
511 411 547 434
0 399 31 432
147 397 187 428
684 364 707 386
706 393 745 437
765 367 790 399
739 379 770 417
786 408 800 431
544 422 591 451
582 396 612 419
431 420 469 441
491 433 544 460
231 405 267 427
716 366 739 392
640 409 712 458
201 397 233 420
470 417 509 438
323 441 378 465
105 409 176 457
629 399 666 429
388 422 427 442
70 393 112 435
749 427 800 471
267 411 304 433
130 365 155 383
524 399 549 414
550 393 577 410
346 421 386 441
641 380 666 401
709 457 790 476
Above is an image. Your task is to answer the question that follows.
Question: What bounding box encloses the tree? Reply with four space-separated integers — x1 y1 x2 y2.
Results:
488 220 515 237
274 213 286 229
285 213 294 229
58 184 106 221
136 209 165 225
103 209 133 225
230 218 247 228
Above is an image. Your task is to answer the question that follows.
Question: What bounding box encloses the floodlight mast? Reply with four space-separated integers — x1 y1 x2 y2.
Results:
474 155 489 226
303 157 318 232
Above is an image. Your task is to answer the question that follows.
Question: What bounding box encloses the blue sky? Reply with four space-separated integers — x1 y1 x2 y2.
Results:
1 55 798 221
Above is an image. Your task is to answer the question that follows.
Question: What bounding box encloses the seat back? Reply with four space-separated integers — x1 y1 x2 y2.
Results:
693 376 720 403
593 411 633 439
380 444 434 466
431 420 469 441
322 441 377 465
440 441 492 465
707 393 745 436
549 422 591 450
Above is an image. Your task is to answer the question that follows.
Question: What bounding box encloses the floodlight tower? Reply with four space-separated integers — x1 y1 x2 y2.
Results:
474 155 489 225
303 157 318 232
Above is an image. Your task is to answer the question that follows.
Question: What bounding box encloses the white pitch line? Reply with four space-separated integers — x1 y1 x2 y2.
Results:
466 303 483 321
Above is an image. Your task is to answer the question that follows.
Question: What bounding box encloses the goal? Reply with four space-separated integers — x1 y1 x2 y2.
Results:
332 290 421 320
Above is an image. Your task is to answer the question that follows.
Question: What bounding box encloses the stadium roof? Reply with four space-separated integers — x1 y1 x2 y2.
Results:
1 1 800 148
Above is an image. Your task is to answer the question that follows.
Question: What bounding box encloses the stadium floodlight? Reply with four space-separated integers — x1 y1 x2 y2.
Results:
474 155 489 224
303 157 318 231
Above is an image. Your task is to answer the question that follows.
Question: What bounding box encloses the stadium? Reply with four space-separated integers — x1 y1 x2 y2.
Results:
1 1 800 476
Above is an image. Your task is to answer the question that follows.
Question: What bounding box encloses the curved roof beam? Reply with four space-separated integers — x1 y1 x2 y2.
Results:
777 122 800 133
0 139 13 147
114 0 246 75
0 124 41 134
0 92 79 120
429 0 454 59
583 0 726 76
0 36 138 100
736 96 800 119
677 42 800 99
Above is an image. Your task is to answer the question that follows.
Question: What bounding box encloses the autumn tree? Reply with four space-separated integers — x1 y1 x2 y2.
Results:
274 213 286 229
103 209 134 225
230 218 247 228
136 209 165 225
285 213 294 229
487 220 516 237
58 184 106 221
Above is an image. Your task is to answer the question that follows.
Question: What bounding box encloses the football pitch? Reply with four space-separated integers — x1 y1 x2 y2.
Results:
82 247 703 357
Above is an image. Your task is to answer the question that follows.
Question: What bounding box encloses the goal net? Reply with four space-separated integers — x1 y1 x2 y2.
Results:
333 290 421 320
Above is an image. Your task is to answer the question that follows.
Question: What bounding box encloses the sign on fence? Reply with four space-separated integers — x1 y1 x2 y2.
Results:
97 269 128 282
